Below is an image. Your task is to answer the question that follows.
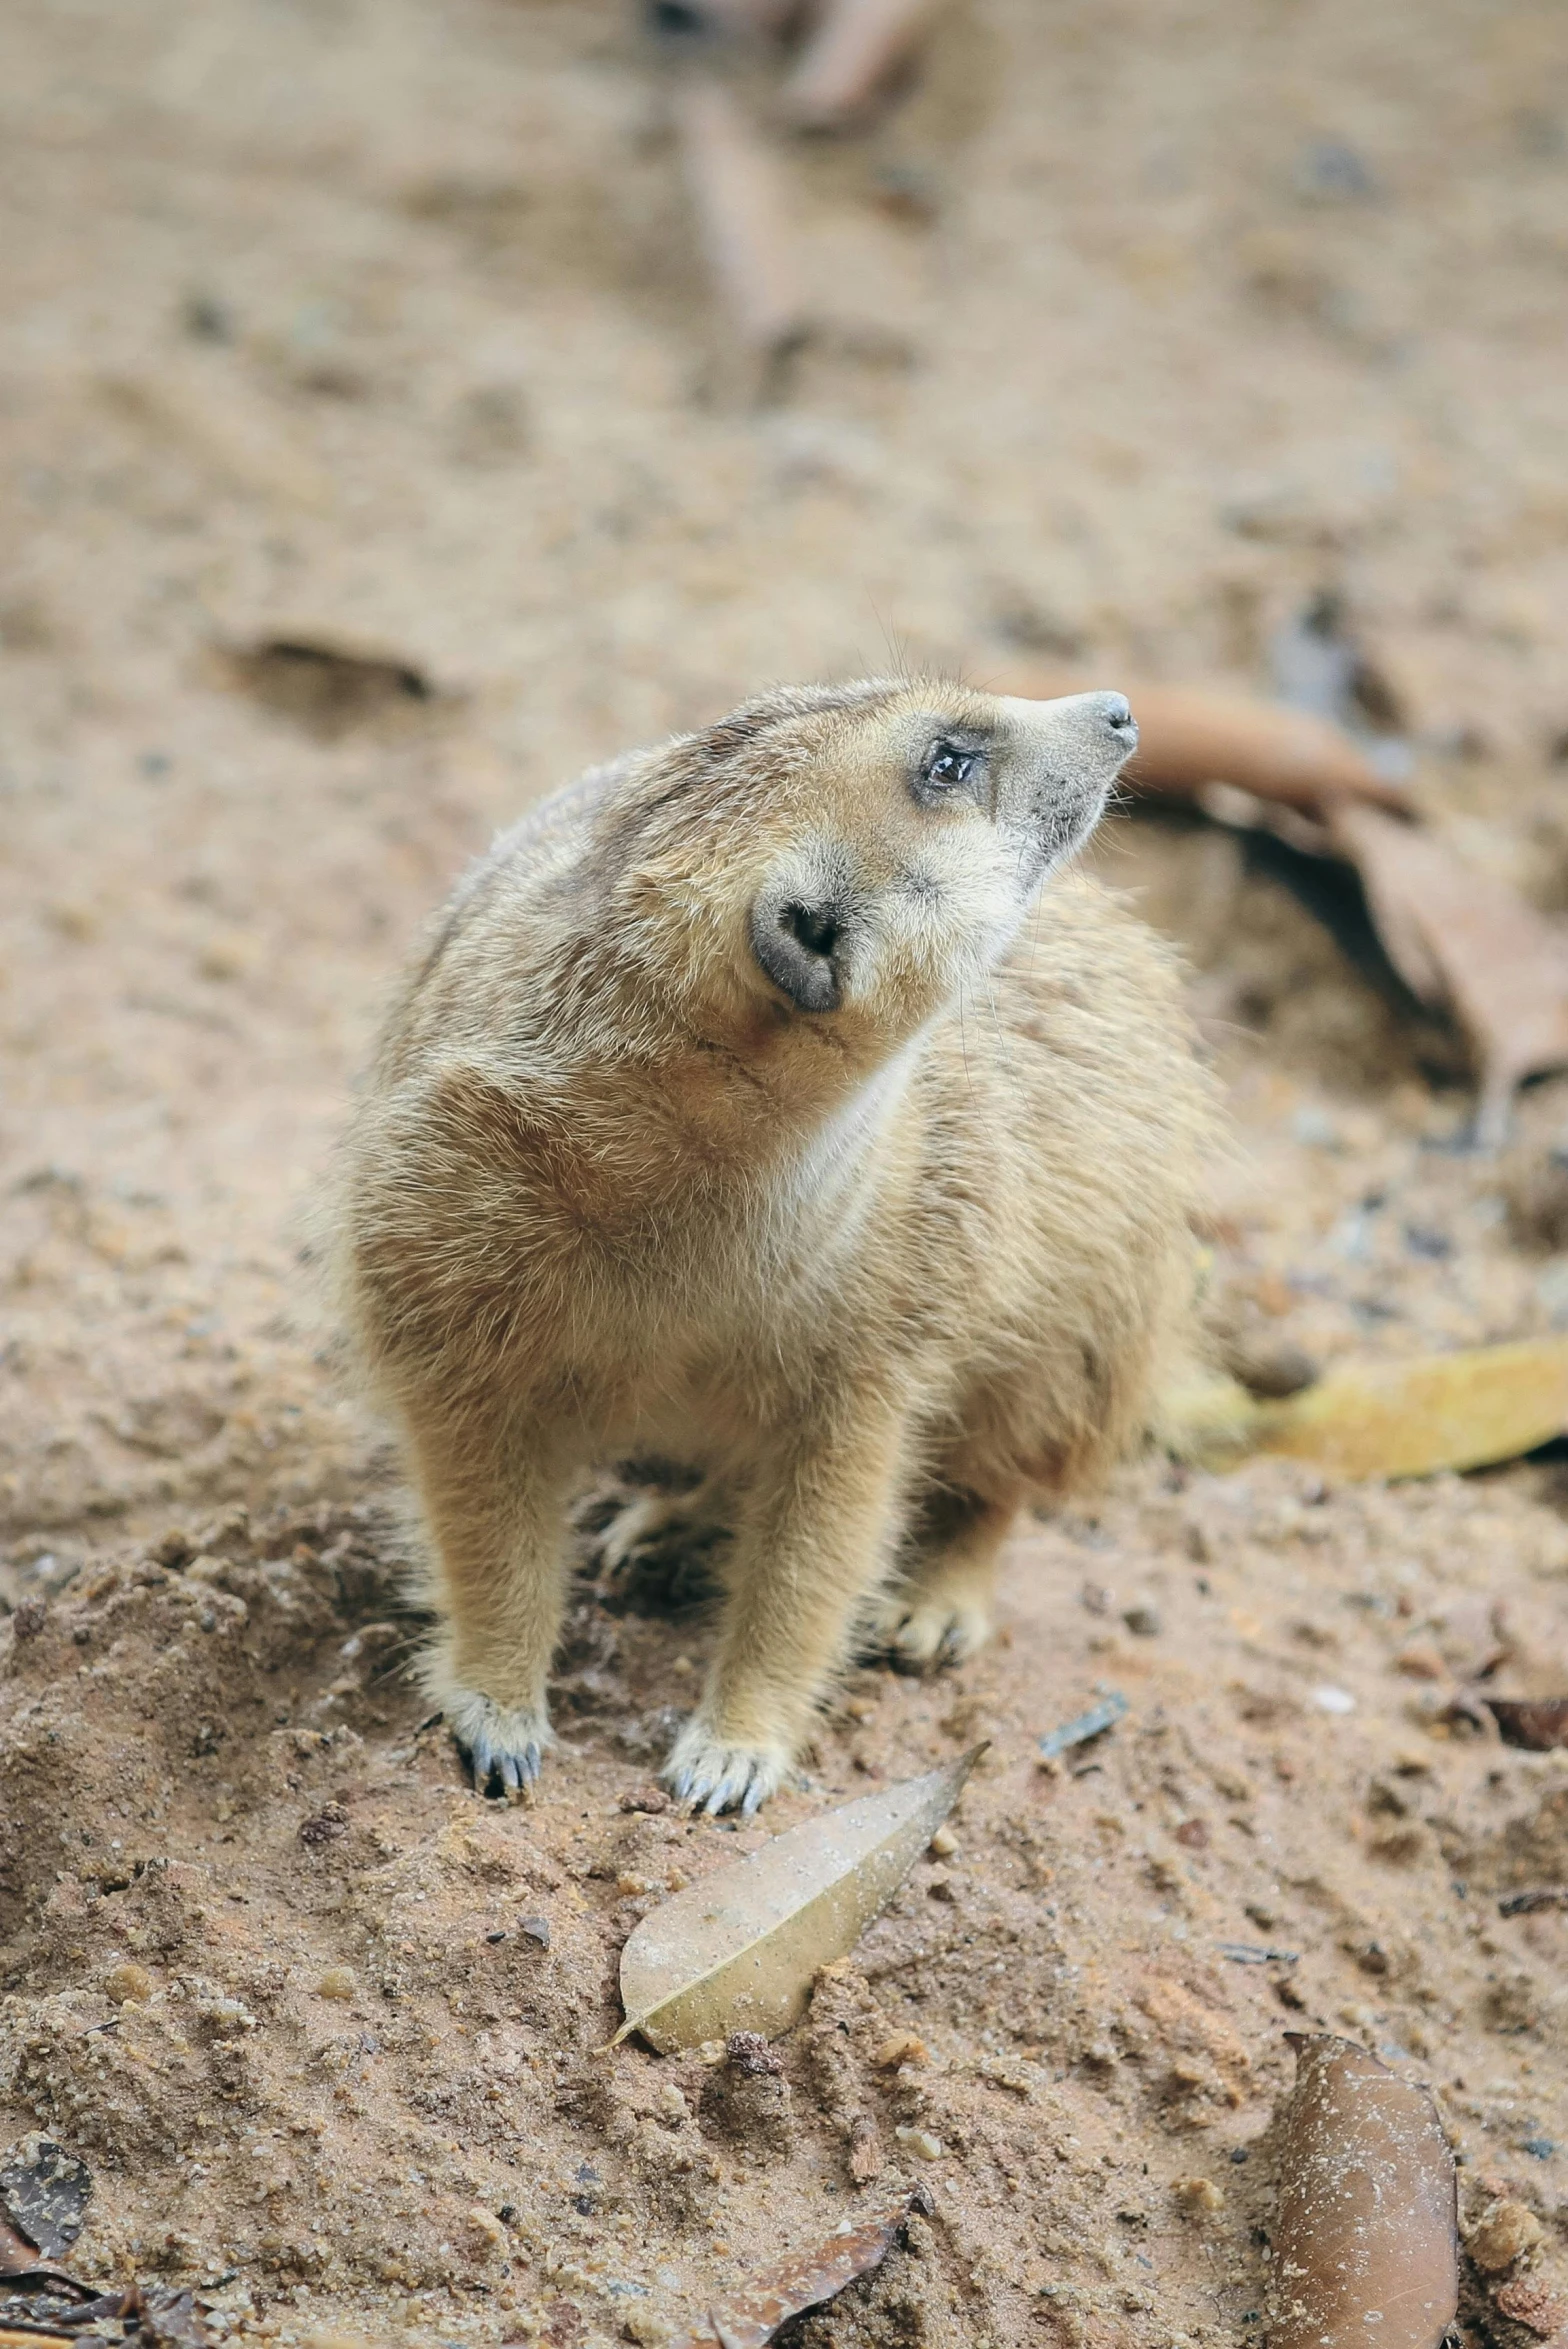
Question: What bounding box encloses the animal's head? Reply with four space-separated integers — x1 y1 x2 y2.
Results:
613 678 1137 1062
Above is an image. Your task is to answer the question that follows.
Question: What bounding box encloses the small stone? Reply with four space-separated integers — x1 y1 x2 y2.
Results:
1468 2199 1544 2273
1394 1643 1446 1681
623 2312 674 2347
849 2116 883 2183
1172 2176 1225 2214
463 2205 506 2254
1174 1819 1209 1850
1311 1685 1356 1714
873 2033 929 2069
893 2127 944 2161
620 1785 668 1814
1493 2277 1566 2335
1123 1604 1163 1638
519 1915 551 1949
316 1966 357 2002
1223 1332 1320 1400
299 1802 349 1846
928 1825 958 1858
726 2032 782 2077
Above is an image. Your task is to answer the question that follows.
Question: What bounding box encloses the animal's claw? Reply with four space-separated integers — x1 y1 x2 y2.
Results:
445 1689 553 1799
662 1720 790 1817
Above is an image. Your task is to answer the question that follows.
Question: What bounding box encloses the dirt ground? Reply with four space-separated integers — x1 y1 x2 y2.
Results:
4 1 1568 2344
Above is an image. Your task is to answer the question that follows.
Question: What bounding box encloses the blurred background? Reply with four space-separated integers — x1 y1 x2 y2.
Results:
3 0 1567 1532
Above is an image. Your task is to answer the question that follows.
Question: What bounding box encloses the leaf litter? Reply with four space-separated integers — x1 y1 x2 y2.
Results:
614 1749 982 2052
668 2186 934 2349
1171 1335 1568 1481
1267 2034 1457 2349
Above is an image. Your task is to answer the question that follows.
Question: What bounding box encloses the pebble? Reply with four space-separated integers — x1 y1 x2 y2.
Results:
928 1825 958 1857
894 2127 944 2162
105 1962 153 2005
873 2032 929 2069
1311 1685 1356 1714
316 1966 357 2001
1467 2199 1543 2272
1123 1604 1163 1638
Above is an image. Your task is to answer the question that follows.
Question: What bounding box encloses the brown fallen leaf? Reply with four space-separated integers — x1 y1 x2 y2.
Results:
124 2286 213 2349
1171 1337 1568 1482
778 0 944 130
614 1749 982 2052
985 662 1568 1140
0 2141 91 2268
1485 1697 1568 1753
673 79 810 396
670 2187 932 2349
1269 2034 1457 2349
1329 802 1568 1146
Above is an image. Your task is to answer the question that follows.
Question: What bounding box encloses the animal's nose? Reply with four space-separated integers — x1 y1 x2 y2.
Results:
1093 691 1137 743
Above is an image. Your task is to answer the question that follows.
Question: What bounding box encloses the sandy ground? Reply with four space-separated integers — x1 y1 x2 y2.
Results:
3 1 1568 2343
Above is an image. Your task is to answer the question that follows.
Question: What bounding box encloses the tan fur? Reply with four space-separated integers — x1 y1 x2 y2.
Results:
329 679 1216 1811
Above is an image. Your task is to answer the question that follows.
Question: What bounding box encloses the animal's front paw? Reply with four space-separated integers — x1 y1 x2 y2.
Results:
444 1686 554 1799
662 1716 792 1817
879 1593 992 1672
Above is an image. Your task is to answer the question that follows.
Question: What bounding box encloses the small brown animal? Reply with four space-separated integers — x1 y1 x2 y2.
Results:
333 680 1214 1811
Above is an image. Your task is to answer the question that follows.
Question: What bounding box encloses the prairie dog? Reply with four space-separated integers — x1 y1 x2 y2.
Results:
335 680 1214 1812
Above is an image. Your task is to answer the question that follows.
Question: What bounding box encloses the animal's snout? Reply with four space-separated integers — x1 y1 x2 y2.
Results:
751 880 848 1014
782 899 842 964
1093 691 1137 750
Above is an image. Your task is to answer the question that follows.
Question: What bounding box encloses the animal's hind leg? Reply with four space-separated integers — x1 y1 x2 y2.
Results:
875 1484 1020 1670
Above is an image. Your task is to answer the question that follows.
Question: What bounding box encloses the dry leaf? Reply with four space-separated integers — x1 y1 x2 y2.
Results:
614 1750 982 2052
1172 1338 1568 1482
1486 1697 1568 1752
0 2141 91 2267
670 2188 931 2349
1269 2034 1457 2349
1330 803 1568 1145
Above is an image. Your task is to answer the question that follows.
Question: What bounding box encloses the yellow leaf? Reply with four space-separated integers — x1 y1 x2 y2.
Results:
614 1749 983 2054
1172 1338 1568 1482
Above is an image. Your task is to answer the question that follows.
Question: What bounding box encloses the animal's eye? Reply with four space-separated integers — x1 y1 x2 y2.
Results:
924 741 978 789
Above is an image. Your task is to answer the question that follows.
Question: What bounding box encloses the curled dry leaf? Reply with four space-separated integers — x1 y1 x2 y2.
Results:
125 2286 213 2349
1269 2034 1457 2349
1171 1338 1568 1483
1330 803 1568 1146
1486 1697 1568 1753
670 2187 932 2349
778 0 944 131
615 1749 982 2052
